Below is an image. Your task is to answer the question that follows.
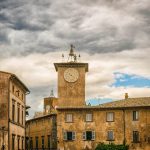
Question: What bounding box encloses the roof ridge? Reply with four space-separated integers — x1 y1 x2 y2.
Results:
99 96 150 106
0 71 14 75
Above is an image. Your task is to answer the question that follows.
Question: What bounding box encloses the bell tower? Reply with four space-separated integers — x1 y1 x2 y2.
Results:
54 45 88 107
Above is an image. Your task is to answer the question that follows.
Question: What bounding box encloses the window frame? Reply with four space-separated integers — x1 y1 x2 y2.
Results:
65 113 73 123
17 136 20 150
22 137 24 150
133 131 140 143
12 134 15 150
30 137 33 149
107 130 114 141
12 100 15 122
41 136 45 148
85 113 93 122
17 103 20 124
106 112 114 122
22 106 24 125
133 110 139 121
83 131 95 141
63 131 76 141
47 135 51 148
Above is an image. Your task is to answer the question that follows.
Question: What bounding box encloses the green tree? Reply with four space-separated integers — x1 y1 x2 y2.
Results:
95 143 129 150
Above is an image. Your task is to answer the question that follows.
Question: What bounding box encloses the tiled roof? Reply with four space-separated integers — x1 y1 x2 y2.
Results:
26 113 57 123
98 97 150 108
57 97 150 110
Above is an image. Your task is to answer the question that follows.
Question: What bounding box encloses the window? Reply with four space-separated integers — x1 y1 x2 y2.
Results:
12 102 15 122
17 104 20 124
22 137 24 150
12 134 15 150
48 135 51 148
12 85 15 93
35 137 38 149
42 136 44 148
66 114 73 122
133 111 139 121
22 93 24 100
133 131 139 143
148 137 150 143
106 112 114 122
30 137 33 149
83 131 95 141
16 90 20 97
63 131 76 141
107 131 114 141
86 113 93 122
22 106 24 125
17 136 20 150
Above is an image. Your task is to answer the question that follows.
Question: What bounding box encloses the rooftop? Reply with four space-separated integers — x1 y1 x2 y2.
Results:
57 97 150 110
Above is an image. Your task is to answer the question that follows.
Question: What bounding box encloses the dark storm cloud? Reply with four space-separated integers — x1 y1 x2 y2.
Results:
0 0 150 57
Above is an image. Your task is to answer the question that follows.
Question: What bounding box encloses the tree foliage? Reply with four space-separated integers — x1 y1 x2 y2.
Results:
95 143 129 150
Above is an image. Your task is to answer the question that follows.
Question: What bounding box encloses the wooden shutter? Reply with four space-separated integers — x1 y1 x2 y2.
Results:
72 132 76 140
63 132 67 140
92 131 95 140
83 132 86 140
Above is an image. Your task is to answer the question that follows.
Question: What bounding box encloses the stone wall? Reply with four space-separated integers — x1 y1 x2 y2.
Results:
26 114 57 149
57 108 150 150
58 67 86 107
0 72 10 150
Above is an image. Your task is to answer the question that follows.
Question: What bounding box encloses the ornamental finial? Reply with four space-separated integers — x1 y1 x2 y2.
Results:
69 44 75 57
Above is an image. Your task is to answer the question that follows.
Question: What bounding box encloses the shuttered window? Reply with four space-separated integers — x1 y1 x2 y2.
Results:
83 131 95 141
107 131 114 141
63 131 76 141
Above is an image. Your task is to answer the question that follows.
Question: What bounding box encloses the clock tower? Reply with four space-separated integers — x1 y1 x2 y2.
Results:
54 45 88 107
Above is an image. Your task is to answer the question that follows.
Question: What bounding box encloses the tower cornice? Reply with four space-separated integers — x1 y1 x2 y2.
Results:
54 62 88 72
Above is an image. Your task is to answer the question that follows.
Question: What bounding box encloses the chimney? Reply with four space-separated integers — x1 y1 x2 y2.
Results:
125 93 128 99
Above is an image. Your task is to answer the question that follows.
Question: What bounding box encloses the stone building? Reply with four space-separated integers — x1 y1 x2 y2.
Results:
0 71 29 150
26 114 57 150
57 97 150 150
26 95 58 149
26 46 150 150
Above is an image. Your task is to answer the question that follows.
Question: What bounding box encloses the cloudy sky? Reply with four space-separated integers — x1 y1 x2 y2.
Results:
0 0 150 118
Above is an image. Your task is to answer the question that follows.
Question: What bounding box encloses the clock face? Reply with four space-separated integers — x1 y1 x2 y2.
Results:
64 68 79 82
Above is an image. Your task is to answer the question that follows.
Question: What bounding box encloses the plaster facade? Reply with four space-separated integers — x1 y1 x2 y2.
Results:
26 114 57 149
25 48 150 150
0 71 29 150
57 107 150 150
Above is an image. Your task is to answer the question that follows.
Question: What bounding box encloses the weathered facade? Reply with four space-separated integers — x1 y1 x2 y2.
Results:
26 114 57 150
57 98 150 150
0 71 29 150
25 47 150 150
26 95 58 149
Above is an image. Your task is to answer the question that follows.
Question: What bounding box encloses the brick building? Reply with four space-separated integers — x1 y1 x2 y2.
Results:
0 71 29 150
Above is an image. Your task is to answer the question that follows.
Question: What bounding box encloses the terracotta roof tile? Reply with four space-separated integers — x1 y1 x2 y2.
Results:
57 97 150 110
